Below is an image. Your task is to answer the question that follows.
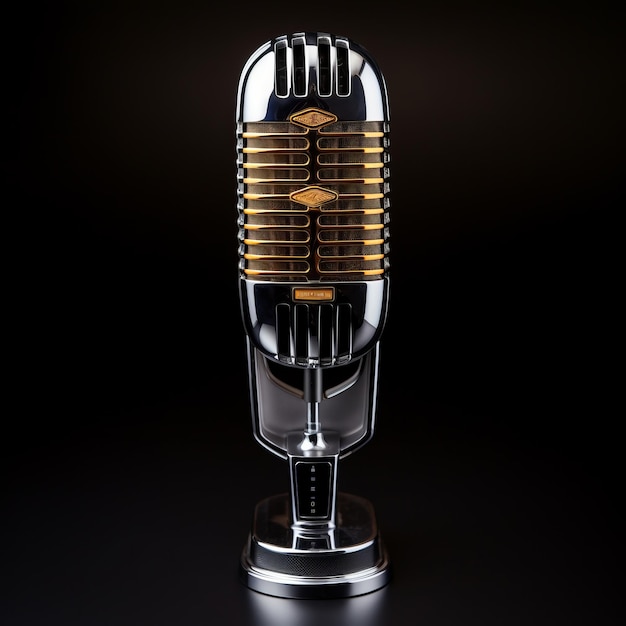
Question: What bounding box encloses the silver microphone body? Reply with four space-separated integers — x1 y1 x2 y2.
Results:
236 32 391 598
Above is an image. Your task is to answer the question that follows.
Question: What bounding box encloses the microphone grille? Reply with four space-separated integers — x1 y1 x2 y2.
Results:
238 117 391 282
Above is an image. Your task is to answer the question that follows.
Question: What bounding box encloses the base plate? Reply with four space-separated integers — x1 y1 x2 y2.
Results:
240 492 391 599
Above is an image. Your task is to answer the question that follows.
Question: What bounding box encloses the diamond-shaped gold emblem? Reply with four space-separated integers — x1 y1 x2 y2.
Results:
290 186 338 207
290 107 337 129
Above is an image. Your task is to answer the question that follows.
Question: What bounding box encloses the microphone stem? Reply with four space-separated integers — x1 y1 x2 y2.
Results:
305 401 321 435
303 368 323 435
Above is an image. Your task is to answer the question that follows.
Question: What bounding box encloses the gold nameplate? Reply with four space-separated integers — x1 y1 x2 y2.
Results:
290 186 338 207
293 287 335 301
290 107 338 129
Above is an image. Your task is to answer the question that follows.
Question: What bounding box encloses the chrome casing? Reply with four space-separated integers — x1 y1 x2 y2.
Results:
236 32 392 598
236 32 389 123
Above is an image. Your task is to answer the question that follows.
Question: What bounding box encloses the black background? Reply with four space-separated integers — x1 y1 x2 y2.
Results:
5 1 622 624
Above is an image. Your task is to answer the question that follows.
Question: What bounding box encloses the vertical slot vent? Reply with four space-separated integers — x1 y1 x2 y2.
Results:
294 304 310 364
336 39 350 96
336 303 353 358
276 303 291 358
318 304 334 365
292 37 306 96
275 40 288 97
318 37 331 96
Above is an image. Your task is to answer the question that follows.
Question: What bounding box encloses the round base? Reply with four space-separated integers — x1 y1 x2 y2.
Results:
240 492 391 599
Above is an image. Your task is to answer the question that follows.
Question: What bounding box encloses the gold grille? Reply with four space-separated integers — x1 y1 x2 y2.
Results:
237 115 390 281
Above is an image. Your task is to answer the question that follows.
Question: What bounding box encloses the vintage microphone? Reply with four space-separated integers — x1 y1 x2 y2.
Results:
236 32 392 598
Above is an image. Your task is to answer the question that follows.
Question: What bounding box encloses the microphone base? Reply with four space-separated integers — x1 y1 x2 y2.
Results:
240 492 391 599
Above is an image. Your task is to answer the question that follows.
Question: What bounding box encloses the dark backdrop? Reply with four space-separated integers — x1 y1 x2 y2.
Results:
5 2 622 625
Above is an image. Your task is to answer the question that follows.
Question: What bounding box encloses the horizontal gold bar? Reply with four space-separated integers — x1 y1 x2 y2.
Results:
243 160 310 168
242 131 308 138
319 253 384 260
244 176 310 184
317 177 384 184
318 131 384 137
317 147 384 153
320 235 384 242
243 147 310 153
243 208 310 215
244 237 310 245
326 193 385 200
244 261 311 276
338 193 385 200
318 268 385 276
244 253 309 260
316 161 383 168
244 224 310 232
243 193 293 200
318 239 385 246
244 269 309 276
318 208 384 215
319 223 383 230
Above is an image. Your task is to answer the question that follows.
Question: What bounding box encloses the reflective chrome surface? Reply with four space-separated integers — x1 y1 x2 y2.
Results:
236 32 389 123
244 583 390 625
236 32 391 598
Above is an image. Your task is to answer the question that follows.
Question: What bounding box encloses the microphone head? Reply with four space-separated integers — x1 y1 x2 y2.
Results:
236 32 391 369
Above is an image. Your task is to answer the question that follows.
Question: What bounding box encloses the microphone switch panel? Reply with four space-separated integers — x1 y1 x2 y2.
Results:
294 460 333 521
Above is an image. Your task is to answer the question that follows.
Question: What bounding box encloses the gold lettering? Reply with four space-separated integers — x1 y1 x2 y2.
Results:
293 288 335 301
